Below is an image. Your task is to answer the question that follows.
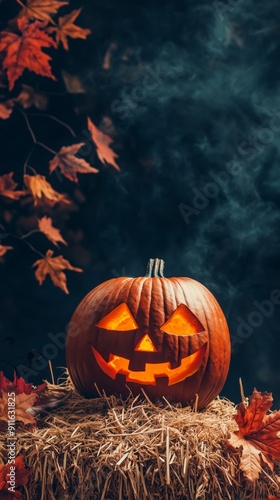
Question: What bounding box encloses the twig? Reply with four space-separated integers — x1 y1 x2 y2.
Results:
21 229 40 239
28 113 77 138
0 232 45 258
17 107 58 157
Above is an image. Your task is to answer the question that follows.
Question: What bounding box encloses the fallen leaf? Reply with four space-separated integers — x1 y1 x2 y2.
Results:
38 215 67 246
48 8 91 50
17 0 68 24
0 245 13 257
0 392 37 425
16 84 48 110
0 100 14 119
0 455 31 499
0 371 46 397
87 117 120 171
0 17 56 90
0 173 26 200
228 389 280 481
32 249 82 293
24 174 70 206
49 143 98 182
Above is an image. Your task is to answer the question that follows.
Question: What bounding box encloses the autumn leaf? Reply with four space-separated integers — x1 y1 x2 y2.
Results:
16 84 48 110
0 17 56 91
0 371 46 397
0 392 37 425
38 215 67 246
24 174 70 206
228 389 280 481
0 173 26 200
33 249 82 293
0 100 14 120
87 117 120 171
48 8 91 50
17 0 69 24
0 455 31 499
0 245 13 258
49 143 98 182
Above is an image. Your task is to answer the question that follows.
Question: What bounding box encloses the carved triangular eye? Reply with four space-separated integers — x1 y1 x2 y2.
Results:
161 304 204 336
96 303 138 331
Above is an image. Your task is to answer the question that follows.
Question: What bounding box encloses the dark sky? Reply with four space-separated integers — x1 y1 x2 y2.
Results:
1 0 280 406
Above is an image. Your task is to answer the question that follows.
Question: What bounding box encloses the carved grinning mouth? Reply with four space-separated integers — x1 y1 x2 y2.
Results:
91 343 207 386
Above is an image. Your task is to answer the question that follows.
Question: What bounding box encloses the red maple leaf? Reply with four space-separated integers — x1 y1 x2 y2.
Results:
228 389 280 481
0 17 56 90
0 371 46 398
49 143 98 182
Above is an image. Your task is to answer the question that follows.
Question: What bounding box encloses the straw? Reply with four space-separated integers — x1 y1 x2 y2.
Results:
1 373 279 499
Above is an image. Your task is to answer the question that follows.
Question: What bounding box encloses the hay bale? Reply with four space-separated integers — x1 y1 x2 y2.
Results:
1 376 280 500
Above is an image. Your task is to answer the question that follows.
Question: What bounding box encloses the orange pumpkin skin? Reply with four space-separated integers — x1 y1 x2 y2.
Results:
66 259 231 408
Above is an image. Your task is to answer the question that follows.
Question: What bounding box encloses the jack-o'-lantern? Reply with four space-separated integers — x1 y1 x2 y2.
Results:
66 258 231 408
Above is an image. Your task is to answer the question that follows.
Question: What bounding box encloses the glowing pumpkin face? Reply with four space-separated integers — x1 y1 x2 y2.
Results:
66 258 231 408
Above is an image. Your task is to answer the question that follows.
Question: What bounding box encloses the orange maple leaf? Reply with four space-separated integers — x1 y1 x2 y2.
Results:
228 389 280 481
0 17 56 91
87 118 120 171
0 100 14 120
48 8 91 50
24 174 70 206
49 143 98 182
0 245 13 257
0 173 26 200
0 455 31 499
17 0 69 24
0 392 37 425
38 215 67 246
33 249 82 293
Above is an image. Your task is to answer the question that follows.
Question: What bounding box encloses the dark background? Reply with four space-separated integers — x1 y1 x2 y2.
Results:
1 0 280 406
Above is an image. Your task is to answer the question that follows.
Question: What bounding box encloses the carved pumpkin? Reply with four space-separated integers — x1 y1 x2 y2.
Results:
66 258 231 408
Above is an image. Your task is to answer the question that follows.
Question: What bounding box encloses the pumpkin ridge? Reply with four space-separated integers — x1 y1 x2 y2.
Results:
172 277 208 398
187 280 230 406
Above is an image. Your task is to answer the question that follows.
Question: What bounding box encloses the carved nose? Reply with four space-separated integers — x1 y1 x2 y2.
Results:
135 334 157 352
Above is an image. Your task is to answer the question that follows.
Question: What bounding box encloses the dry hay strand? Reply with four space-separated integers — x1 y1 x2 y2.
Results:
1 374 280 500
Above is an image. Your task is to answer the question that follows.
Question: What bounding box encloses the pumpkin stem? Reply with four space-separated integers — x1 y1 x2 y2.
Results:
146 258 165 277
